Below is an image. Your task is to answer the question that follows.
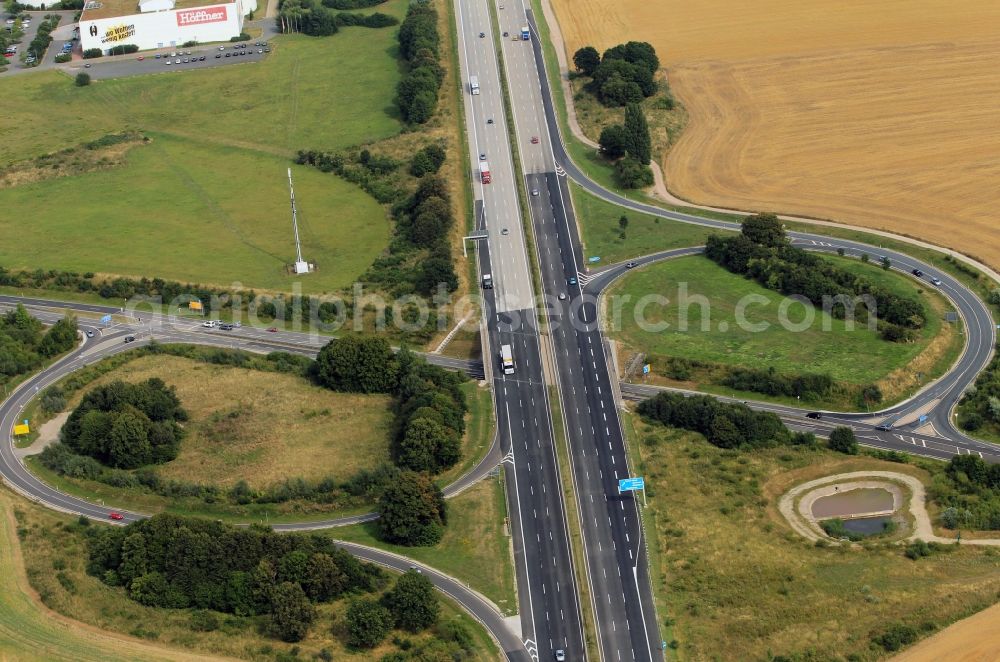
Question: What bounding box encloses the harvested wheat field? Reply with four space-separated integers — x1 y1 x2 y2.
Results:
549 0 1000 269
890 602 1000 662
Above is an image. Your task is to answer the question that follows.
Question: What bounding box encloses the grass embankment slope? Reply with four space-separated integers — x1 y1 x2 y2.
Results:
624 413 1000 660
570 183 728 264
549 0 1000 272
0 489 231 662
608 254 960 407
330 478 517 616
3 486 500 661
0 10 408 293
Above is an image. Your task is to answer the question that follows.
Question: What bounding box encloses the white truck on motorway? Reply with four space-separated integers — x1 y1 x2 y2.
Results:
500 344 514 375
470 75 480 95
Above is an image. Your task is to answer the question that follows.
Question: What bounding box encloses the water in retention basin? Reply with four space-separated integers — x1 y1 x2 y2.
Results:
811 488 894 519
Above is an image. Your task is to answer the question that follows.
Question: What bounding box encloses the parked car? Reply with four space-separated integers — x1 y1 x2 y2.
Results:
136 55 144 60
199 55 205 61
219 323 233 330
165 60 171 65
215 53 221 58
202 320 215 328
225 52 231 57
108 512 124 520
182 58 188 63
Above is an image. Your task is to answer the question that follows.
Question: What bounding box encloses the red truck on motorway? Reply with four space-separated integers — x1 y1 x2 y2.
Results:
479 161 491 184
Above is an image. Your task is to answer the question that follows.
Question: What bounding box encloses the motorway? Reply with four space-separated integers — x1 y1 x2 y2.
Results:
456 0 586 659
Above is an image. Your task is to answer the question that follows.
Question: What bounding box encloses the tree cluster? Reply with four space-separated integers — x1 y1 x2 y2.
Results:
573 41 659 106
314 338 467 477
394 349 466 474
705 214 925 340
60 378 187 469
0 305 77 384
347 569 440 648
957 351 1000 433
378 469 447 546
598 102 653 188
295 148 403 203
277 0 397 36
637 391 800 450
86 514 384 641
321 0 385 7
393 175 459 295
927 454 1000 530
396 2 443 124
721 366 833 401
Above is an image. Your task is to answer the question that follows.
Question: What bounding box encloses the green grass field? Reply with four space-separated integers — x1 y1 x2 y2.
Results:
609 254 960 405
0 13 409 293
571 183 729 264
329 478 517 616
623 414 1000 660
0 134 389 292
0 28 405 166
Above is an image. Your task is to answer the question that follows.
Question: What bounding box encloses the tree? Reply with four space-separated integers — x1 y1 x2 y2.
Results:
346 598 393 648
622 103 651 164
303 552 347 602
107 408 152 468
598 124 627 159
118 532 148 586
377 470 447 546
38 315 77 357
415 255 458 295
828 427 859 455
599 76 643 106
268 581 315 642
76 73 92 89
397 417 445 472
619 215 629 230
740 213 786 248
572 45 600 76
313 335 398 393
615 157 653 189
382 570 439 632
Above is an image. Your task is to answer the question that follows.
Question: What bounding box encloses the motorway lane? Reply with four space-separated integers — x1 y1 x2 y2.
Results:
494 2 662 658
456 1 587 659
457 0 534 313
526 170 660 661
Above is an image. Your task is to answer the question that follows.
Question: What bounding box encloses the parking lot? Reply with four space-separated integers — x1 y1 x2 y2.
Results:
72 41 272 80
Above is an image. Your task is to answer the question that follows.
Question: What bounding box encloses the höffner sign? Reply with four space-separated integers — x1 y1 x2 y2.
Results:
176 6 228 26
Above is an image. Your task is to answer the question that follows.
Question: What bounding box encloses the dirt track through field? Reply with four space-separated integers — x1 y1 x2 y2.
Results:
549 0 1000 270
890 602 1000 662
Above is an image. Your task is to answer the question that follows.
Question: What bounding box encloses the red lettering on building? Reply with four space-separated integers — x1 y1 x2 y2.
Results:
176 5 228 26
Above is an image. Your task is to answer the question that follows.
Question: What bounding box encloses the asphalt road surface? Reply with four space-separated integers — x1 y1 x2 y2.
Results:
456 1 587 659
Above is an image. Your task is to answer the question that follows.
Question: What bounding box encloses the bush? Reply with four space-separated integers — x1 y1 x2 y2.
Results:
229 32 251 42
615 157 653 189
346 598 393 648
54 52 70 63
181 40 197 47
409 143 446 177
107 44 138 55
82 48 102 59
873 623 918 651
828 427 859 455
74 72 91 86
40 386 67 414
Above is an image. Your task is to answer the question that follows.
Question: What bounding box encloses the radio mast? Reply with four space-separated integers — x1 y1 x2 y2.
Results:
287 168 311 274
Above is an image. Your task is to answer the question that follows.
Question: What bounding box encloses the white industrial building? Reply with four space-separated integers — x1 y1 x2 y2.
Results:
79 0 256 53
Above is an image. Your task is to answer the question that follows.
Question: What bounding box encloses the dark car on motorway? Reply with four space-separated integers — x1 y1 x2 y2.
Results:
806 412 822 420
124 335 136 343
911 268 923 277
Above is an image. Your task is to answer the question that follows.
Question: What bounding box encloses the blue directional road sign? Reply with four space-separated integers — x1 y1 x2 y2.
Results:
618 477 645 492
100 314 112 325
642 364 651 375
